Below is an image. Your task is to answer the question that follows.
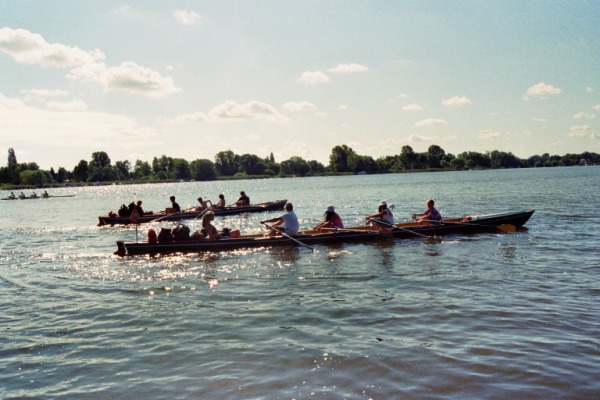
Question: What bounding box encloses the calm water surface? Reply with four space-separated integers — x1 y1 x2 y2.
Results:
1 167 599 399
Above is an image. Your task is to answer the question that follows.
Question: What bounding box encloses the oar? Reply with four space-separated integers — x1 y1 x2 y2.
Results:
262 223 316 252
420 219 517 232
373 219 439 240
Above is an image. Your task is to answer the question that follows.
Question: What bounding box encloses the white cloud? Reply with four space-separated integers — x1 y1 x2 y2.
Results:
47 100 88 112
415 118 447 128
172 9 203 25
170 112 210 123
442 96 472 106
592 104 600 111
283 101 318 112
477 130 503 140
0 99 158 152
171 101 287 123
408 134 433 142
586 86 594 93
296 70 330 86
0 92 24 109
328 63 368 73
1 28 179 98
21 89 68 98
0 27 104 67
403 103 423 112
68 61 181 98
523 82 562 100
568 125 599 139
572 112 596 120
210 101 286 122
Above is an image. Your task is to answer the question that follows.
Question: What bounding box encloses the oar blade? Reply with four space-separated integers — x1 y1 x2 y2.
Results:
497 224 517 232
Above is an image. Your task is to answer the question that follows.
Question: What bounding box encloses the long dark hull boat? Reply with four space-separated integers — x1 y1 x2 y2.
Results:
384 209 535 238
114 209 534 256
116 229 389 256
99 199 287 226
2 194 76 200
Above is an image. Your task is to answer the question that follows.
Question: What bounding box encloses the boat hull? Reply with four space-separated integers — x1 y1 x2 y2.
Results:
99 199 287 226
116 229 388 256
2 194 76 200
387 209 535 238
114 209 534 256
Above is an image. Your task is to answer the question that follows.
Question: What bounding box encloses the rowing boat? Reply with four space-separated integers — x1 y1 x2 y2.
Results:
115 228 389 256
114 209 534 256
350 209 535 237
99 199 287 226
1 194 76 200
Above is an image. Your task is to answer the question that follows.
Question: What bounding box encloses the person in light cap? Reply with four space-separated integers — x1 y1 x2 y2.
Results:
313 205 344 231
366 200 394 229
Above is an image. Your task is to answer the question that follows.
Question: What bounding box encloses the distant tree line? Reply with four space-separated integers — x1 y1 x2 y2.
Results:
0 146 598 187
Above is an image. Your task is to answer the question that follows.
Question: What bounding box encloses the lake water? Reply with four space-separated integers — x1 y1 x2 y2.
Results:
1 167 599 399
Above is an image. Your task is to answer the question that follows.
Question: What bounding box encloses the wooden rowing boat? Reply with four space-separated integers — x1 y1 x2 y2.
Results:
114 210 534 257
99 199 287 226
1 194 76 200
347 209 535 237
115 228 389 256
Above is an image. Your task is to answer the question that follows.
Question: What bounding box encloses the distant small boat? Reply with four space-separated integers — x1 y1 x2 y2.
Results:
98 199 288 226
1 194 76 201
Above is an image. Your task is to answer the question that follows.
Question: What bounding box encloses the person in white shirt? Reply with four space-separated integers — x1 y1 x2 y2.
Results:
261 202 299 236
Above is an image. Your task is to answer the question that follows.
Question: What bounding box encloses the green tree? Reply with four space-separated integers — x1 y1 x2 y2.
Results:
190 159 217 181
239 154 265 175
399 145 417 169
20 169 52 187
427 145 445 168
173 158 191 180
114 160 131 180
133 160 152 179
307 160 325 174
152 155 174 177
280 156 310 176
8 148 17 168
73 160 89 182
329 145 355 172
214 150 239 176
90 151 111 169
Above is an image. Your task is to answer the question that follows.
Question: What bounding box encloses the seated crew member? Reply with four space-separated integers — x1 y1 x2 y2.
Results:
134 200 145 217
412 199 442 223
212 194 226 210
366 200 394 229
235 191 250 207
169 196 181 213
260 202 299 237
314 206 344 231
201 211 222 240
196 196 212 211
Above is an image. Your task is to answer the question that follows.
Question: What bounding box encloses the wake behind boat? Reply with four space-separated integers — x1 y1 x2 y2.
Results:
114 209 534 256
99 199 287 226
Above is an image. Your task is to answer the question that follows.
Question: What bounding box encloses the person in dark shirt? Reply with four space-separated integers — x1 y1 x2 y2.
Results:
235 191 250 206
169 196 181 212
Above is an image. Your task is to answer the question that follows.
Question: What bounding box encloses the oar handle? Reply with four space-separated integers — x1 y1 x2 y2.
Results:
262 223 316 252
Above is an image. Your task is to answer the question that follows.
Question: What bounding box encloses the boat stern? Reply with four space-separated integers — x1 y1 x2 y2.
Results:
115 240 127 256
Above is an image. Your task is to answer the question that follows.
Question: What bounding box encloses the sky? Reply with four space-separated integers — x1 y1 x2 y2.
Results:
1 1 599 170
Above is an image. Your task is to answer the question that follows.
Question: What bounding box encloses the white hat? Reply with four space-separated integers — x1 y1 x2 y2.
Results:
379 200 387 206
326 206 335 212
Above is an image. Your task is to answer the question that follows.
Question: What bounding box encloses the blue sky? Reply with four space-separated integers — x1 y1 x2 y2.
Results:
1 1 599 169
